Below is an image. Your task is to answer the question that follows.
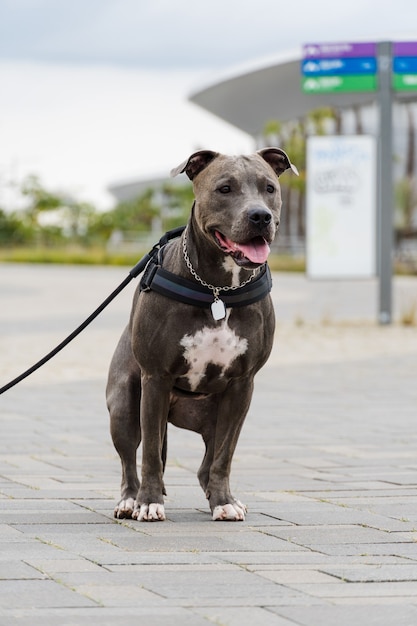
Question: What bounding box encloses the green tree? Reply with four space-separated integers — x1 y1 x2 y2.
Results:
306 106 339 135
1 175 100 247
395 177 417 231
21 175 63 227
0 208 32 245
160 181 194 229
61 199 96 242
262 107 340 242
90 183 194 244
89 189 160 242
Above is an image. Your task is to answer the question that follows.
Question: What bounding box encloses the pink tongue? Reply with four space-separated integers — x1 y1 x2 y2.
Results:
235 239 270 264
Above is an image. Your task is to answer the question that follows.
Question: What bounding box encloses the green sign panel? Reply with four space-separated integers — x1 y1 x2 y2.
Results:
302 74 378 93
392 73 417 91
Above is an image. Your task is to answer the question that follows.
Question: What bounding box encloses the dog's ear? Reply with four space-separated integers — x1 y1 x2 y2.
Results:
170 150 219 180
258 147 299 177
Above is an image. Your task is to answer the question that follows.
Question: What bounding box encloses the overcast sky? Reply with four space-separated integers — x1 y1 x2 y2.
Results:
0 0 415 209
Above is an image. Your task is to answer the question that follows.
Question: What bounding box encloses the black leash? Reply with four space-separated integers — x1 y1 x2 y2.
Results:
0 226 185 396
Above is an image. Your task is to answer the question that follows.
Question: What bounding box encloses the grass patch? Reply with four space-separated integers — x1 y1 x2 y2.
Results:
400 300 417 326
0 245 149 267
0 245 307 272
1 246 416 277
268 254 306 273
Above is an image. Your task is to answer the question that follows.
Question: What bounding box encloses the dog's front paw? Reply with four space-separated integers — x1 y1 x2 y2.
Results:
114 497 136 519
132 503 166 522
212 500 247 521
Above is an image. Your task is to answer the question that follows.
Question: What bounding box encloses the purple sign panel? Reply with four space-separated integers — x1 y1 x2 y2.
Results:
393 41 417 56
303 42 377 59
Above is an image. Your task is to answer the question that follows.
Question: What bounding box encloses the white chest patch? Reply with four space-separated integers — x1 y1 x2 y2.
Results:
180 314 248 391
222 256 242 287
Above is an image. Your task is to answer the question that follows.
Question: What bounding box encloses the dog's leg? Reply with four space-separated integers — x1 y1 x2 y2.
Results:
198 434 214 495
133 375 170 521
107 328 142 519
108 380 141 519
206 378 253 521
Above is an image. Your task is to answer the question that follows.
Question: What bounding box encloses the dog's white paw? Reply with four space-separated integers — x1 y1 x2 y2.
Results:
114 497 136 519
212 500 247 521
133 503 166 521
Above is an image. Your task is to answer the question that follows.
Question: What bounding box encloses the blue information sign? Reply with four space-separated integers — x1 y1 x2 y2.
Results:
393 56 417 74
302 57 377 76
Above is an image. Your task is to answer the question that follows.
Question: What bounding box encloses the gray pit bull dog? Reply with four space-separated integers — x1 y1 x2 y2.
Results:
106 148 298 522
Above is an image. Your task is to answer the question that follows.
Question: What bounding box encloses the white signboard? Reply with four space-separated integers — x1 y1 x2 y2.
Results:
306 135 377 278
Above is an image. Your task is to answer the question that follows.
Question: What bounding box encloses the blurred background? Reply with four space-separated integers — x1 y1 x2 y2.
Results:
0 0 416 278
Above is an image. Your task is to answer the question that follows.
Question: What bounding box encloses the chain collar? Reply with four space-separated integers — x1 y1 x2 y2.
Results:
182 226 258 301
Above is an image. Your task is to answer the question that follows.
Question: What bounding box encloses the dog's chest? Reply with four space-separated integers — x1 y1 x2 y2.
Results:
179 316 248 391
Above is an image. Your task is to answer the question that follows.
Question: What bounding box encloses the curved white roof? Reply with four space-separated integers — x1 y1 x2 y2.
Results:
189 46 416 135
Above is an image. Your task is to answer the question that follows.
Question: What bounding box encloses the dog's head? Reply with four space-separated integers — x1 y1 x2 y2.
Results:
171 148 298 269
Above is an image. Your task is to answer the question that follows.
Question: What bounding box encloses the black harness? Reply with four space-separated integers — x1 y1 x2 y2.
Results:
140 233 273 309
0 225 273 396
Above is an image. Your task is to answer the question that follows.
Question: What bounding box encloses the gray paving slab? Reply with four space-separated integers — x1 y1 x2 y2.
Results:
0 607 213 626
0 579 97 609
275 604 417 626
320 563 417 582
1 264 417 624
194 606 298 626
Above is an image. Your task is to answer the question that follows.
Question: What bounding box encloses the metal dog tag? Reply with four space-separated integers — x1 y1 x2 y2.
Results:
211 298 226 321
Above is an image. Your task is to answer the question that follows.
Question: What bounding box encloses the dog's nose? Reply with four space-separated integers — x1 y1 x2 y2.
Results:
248 207 272 226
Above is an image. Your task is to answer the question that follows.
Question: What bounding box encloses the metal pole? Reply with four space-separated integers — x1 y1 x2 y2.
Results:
377 41 394 324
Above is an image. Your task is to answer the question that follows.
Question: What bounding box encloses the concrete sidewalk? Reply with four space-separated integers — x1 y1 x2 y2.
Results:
1 264 417 625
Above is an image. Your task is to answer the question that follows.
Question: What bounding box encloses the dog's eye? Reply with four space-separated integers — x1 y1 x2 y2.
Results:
266 184 275 193
219 185 231 194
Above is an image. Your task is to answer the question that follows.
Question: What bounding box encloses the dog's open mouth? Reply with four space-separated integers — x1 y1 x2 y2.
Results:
214 231 270 266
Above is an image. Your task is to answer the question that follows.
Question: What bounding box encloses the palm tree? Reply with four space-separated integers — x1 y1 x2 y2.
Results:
262 107 342 247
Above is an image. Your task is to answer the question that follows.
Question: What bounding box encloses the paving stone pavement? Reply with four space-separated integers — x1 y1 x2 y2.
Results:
1 263 417 625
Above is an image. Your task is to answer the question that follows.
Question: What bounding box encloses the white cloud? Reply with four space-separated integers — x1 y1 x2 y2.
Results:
0 0 415 210
0 61 253 210
0 0 414 68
